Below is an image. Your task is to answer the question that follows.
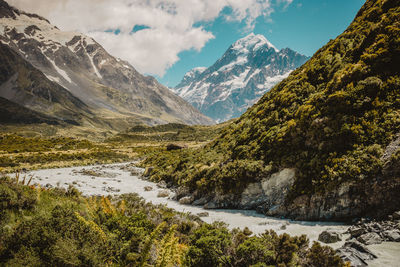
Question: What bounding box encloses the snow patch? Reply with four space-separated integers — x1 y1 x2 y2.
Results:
45 74 61 84
84 37 95 45
87 51 102 79
182 81 211 108
219 56 247 71
47 58 72 83
245 69 261 83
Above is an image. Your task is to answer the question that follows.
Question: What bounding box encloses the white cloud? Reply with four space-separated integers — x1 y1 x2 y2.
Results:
8 0 291 76
276 0 293 10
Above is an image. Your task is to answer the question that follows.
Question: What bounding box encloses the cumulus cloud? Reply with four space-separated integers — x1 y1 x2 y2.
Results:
8 0 291 76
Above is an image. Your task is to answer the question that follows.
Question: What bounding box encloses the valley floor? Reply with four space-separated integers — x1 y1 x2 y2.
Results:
20 162 348 244
12 162 400 266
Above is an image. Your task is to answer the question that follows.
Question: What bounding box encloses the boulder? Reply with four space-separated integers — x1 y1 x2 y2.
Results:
392 211 400 220
166 143 184 151
130 169 142 176
197 212 209 217
348 226 366 238
173 186 190 200
192 197 208 206
318 230 342 244
157 190 170 198
357 232 383 245
204 201 218 209
144 186 153 191
383 230 400 242
179 196 194 205
157 181 167 188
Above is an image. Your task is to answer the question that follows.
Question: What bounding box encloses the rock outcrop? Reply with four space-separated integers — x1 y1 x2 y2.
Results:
337 241 377 267
337 214 400 266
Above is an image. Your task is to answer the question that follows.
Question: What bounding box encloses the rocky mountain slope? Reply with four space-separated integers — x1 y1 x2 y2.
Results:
0 0 213 130
144 0 400 221
0 96 61 125
173 33 308 122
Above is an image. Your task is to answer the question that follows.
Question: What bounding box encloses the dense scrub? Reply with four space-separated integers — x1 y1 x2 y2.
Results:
0 177 343 266
0 134 96 153
143 0 400 200
108 122 230 143
0 134 129 171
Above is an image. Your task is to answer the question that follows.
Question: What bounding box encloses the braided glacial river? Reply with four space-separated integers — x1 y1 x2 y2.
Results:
22 162 399 266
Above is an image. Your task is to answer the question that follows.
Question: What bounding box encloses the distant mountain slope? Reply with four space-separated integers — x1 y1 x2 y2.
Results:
0 96 61 125
0 42 90 125
173 33 309 122
145 0 400 221
0 0 213 128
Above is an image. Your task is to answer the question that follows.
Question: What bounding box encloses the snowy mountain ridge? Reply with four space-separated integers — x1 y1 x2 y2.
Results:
0 0 213 128
173 33 309 122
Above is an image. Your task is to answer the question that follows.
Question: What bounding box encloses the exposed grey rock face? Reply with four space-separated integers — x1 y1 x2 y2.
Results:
186 153 400 221
239 168 296 212
384 230 400 242
173 33 309 122
337 241 377 267
357 232 383 245
0 0 213 128
337 216 400 266
0 42 89 125
200 168 296 212
347 217 400 245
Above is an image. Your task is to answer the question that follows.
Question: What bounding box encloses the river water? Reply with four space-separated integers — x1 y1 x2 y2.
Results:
20 162 400 266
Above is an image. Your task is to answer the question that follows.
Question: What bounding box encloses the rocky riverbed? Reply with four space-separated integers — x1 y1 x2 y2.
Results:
16 162 400 266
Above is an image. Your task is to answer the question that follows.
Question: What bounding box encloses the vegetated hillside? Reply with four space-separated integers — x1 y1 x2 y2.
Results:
0 97 60 125
143 0 400 221
0 177 342 266
0 0 213 129
109 122 232 143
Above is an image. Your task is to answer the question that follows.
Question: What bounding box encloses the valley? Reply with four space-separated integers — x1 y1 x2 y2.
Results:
1 0 400 266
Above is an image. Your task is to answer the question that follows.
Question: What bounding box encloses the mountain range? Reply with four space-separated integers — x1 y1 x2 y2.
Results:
0 0 213 134
173 33 309 122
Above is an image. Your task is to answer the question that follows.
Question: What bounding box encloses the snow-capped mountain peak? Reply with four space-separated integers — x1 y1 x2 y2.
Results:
172 33 309 122
184 67 207 80
231 33 279 54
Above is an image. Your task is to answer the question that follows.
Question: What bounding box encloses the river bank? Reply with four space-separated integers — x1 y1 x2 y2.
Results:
17 162 400 266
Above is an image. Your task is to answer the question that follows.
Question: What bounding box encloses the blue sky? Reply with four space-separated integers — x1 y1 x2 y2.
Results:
158 0 365 87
